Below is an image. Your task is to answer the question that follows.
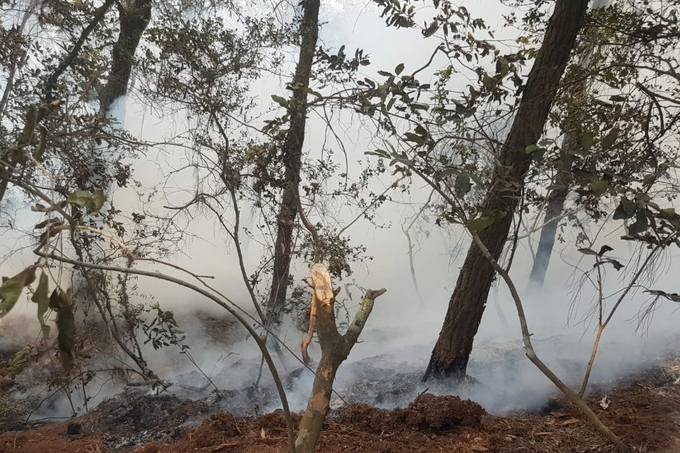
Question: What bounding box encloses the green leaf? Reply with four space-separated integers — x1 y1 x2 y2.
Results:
598 245 614 257
613 204 633 220
531 148 546 162
86 188 106 213
609 95 626 102
395 63 405 75
581 132 594 152
498 57 510 77
589 179 610 196
642 173 657 185
67 190 92 207
572 169 598 181
386 97 396 111
601 128 619 151
67 189 107 214
524 144 542 154
560 151 574 169
610 259 624 271
305 88 323 99
578 248 598 256
613 198 636 220
482 73 494 90
365 149 390 158
465 216 496 231
0 267 37 314
600 258 624 271
271 94 288 108
454 173 472 198
628 210 649 235
50 289 76 372
31 272 50 339
403 132 425 144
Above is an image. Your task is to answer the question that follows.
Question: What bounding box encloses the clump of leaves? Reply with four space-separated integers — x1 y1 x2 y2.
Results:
0 394 39 431
6 345 39 379
142 303 187 351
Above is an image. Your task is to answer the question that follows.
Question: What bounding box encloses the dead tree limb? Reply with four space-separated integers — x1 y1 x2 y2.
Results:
295 263 385 453
469 230 629 453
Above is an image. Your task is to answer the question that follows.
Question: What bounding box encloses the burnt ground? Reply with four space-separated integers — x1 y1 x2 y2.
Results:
2 356 680 453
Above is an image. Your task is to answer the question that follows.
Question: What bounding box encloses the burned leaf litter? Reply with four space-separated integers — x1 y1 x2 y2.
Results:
1 356 680 452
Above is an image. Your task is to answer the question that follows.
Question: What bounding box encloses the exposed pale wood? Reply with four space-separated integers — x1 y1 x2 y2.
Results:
296 262 386 453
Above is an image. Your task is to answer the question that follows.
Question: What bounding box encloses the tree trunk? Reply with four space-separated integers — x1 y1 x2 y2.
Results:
527 0 610 289
98 0 152 114
295 263 385 453
424 0 590 382
76 0 154 379
267 0 320 326
527 177 569 288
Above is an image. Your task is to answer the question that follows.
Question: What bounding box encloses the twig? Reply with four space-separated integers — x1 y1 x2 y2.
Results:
579 243 663 396
337 176 406 237
401 189 434 305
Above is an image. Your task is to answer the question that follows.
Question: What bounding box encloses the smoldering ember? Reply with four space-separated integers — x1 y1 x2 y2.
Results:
1 0 680 452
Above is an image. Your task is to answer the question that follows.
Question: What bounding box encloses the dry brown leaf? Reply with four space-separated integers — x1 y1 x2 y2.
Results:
209 440 240 451
535 432 553 436
560 418 580 426
260 427 266 438
549 411 568 418
471 446 491 452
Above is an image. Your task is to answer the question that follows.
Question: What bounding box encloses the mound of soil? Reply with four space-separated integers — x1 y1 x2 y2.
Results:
335 393 485 434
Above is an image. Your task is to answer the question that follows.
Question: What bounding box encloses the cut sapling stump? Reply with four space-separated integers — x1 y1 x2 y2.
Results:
295 263 386 453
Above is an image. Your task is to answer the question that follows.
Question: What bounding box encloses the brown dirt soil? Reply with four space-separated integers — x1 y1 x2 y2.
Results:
2 362 680 453
334 393 485 434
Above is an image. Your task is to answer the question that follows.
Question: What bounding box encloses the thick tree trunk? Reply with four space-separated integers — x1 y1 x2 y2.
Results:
424 0 590 382
295 263 385 453
267 0 320 326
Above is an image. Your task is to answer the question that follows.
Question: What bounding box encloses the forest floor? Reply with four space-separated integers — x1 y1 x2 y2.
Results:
2 354 680 453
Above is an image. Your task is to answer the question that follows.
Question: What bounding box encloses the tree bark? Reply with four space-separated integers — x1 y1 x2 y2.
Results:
527 174 569 288
267 0 320 326
98 0 152 113
295 263 385 453
424 0 590 382
528 0 610 289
